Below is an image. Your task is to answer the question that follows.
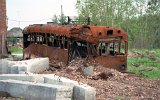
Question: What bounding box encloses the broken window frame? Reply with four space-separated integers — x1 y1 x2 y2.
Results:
98 37 127 56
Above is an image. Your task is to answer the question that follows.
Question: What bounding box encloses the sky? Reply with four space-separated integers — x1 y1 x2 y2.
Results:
6 0 78 30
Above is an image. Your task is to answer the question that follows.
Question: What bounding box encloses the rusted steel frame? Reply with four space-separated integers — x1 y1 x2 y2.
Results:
87 42 91 56
69 40 74 61
23 25 128 72
58 35 61 48
68 40 83 60
75 44 81 58
51 34 54 46
46 33 48 45
118 42 121 54
23 25 128 45
67 38 71 64
36 33 39 44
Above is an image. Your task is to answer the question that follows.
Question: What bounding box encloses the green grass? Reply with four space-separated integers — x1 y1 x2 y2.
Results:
152 49 160 58
128 65 160 79
128 49 160 79
130 49 160 57
8 47 23 54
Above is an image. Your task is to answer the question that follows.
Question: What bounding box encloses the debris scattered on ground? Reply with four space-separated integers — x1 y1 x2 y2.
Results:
41 58 160 100
128 51 159 61
1 51 160 100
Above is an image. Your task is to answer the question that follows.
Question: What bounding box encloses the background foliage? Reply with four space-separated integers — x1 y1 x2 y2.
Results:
76 0 160 49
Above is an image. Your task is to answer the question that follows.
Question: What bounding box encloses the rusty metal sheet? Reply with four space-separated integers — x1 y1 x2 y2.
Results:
24 44 68 63
23 24 128 72
23 25 128 44
94 55 127 72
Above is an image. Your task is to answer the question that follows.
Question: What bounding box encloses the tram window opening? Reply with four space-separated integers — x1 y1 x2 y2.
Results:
120 42 125 54
54 35 58 47
59 35 63 48
27 35 31 42
98 42 123 56
107 30 113 35
36 35 39 43
98 43 108 56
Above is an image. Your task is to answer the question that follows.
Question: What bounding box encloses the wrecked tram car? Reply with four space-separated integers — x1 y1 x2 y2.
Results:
23 24 128 72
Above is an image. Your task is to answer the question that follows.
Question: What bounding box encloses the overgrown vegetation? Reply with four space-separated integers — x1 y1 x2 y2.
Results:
127 49 160 79
8 47 23 54
76 0 160 49
75 0 160 79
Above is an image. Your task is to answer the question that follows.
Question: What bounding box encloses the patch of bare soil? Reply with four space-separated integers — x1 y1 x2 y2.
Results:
128 51 160 61
0 97 17 100
0 91 20 100
40 58 160 100
0 54 9 59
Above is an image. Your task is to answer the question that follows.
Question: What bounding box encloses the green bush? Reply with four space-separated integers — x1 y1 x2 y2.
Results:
8 47 23 54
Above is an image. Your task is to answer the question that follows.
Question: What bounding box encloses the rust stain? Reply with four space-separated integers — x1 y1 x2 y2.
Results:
23 24 128 72
24 44 68 63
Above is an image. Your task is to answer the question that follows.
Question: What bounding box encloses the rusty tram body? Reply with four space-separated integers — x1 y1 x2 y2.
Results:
23 23 128 72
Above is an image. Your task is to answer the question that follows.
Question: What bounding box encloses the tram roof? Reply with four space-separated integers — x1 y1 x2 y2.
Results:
23 24 128 43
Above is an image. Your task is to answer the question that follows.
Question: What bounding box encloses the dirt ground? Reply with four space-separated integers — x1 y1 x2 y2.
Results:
41 59 160 100
1 55 160 100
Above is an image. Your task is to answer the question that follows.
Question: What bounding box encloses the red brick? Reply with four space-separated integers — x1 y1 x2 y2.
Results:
0 0 7 54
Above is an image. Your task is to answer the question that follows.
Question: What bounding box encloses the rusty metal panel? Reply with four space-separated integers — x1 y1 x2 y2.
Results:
94 55 127 72
24 44 68 63
23 24 128 72
23 25 127 44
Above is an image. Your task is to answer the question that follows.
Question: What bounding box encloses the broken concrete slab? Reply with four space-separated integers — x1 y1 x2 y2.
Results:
10 65 19 74
11 54 23 61
27 58 49 73
0 74 96 100
0 58 49 74
8 57 49 73
0 79 72 100
0 59 8 74
73 85 96 100
42 74 96 100
44 74 79 86
83 66 94 75
0 74 44 83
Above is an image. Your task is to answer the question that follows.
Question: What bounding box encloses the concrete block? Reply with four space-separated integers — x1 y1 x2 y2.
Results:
7 61 16 67
44 75 78 86
83 66 94 75
43 74 96 100
0 74 44 83
0 57 49 74
10 65 19 74
9 64 27 74
32 74 44 83
7 61 16 73
0 59 9 74
11 54 23 60
18 65 27 72
0 74 33 82
73 84 96 100
57 98 72 100
0 74 96 100
0 80 72 100
27 58 49 73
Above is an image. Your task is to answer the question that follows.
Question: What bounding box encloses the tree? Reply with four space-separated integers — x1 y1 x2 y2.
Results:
52 14 68 25
76 0 160 49
146 0 160 48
